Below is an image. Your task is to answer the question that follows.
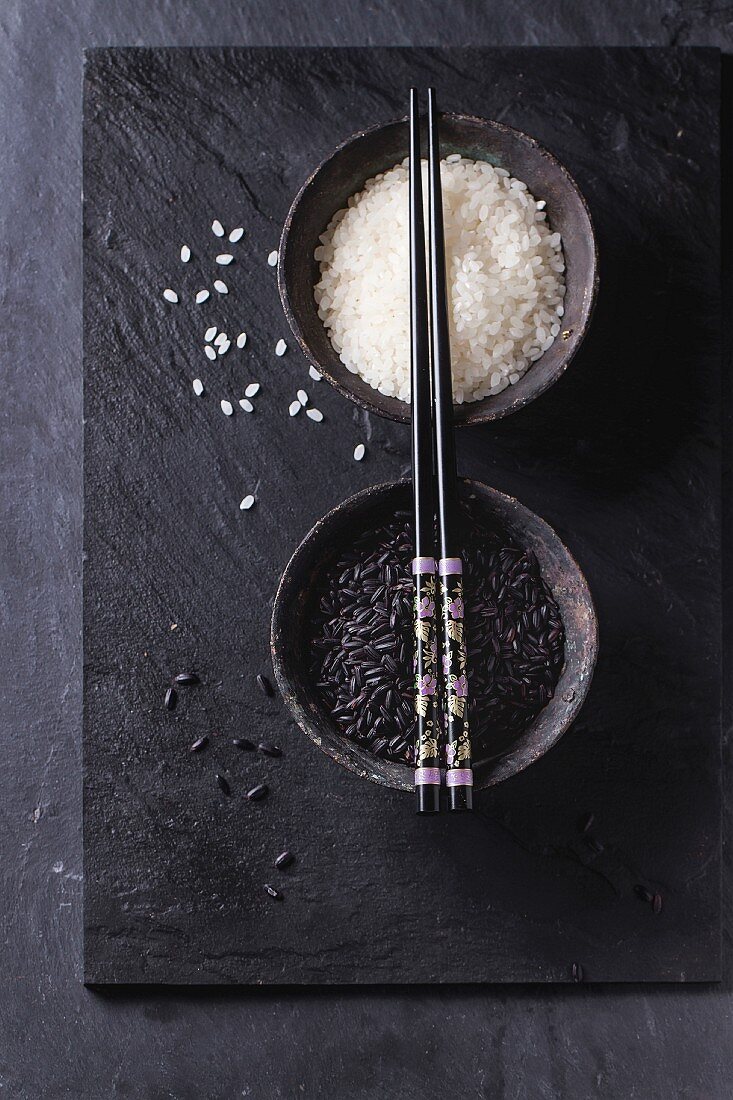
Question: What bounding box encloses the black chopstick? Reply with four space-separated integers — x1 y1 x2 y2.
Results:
409 89 440 815
427 87 473 811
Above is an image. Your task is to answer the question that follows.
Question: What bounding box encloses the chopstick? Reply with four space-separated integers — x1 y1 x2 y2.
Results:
427 87 474 811
409 89 441 815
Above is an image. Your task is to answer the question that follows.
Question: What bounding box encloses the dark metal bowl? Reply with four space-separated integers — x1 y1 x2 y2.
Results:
278 112 598 427
271 479 598 792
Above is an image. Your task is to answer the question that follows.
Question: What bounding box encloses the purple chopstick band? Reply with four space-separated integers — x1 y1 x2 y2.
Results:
445 769 473 787
438 557 463 576
414 768 441 786
411 556 436 575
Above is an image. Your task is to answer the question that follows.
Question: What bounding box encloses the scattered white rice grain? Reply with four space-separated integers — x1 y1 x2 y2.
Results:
267 250 278 266
163 288 178 303
353 443 366 462
297 389 308 406
180 245 191 263
216 254 234 266
306 408 323 422
221 400 233 416
229 227 244 243
212 220 225 237
240 494 255 510
205 326 217 342
288 400 301 417
244 383 260 397
309 366 322 381
192 378 204 396
218 339 231 356
214 332 228 347
196 289 210 304
214 280 228 295
204 346 217 361
236 332 247 348
275 339 287 356
239 398 254 413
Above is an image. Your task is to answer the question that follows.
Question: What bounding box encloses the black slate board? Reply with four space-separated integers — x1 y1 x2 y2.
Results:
83 46 721 984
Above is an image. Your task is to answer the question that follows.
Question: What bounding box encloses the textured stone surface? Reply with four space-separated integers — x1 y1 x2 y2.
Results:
83 45 721 988
1 2 731 1097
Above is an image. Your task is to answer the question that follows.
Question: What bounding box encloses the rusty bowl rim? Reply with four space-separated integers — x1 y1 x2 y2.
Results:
271 478 599 793
278 110 599 428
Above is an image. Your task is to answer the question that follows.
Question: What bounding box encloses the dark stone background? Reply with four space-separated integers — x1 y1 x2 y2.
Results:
83 45 721 987
2 2 731 1096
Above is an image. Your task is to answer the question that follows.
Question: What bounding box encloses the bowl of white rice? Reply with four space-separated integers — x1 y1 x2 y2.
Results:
279 112 597 425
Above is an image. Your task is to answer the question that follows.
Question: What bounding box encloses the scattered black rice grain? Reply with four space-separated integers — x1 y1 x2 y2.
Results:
164 686 177 711
258 742 282 757
189 736 208 753
257 674 275 698
247 783 268 801
174 672 200 686
232 737 255 750
307 503 565 764
584 835 604 855
216 773 231 796
652 893 663 914
275 850 294 869
264 884 280 899
634 885 654 903
577 812 595 834
572 962 584 983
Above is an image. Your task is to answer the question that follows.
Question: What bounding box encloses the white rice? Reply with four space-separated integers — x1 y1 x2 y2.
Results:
314 156 566 404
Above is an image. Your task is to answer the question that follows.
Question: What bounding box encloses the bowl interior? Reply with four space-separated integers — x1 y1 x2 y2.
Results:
271 479 598 792
279 113 598 427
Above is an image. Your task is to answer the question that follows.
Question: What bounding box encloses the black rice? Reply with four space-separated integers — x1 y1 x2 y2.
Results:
257 674 275 697
174 672 200 686
247 783 268 801
233 737 255 750
258 742 282 757
308 502 565 765
189 736 208 753
216 773 231 796
264 884 280 898
275 850 294 869
164 686 177 711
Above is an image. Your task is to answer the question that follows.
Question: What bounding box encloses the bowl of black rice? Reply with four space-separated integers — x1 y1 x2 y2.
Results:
271 479 597 792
